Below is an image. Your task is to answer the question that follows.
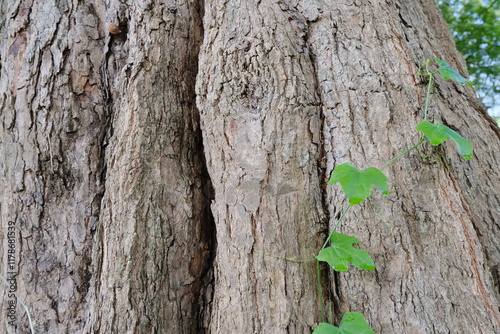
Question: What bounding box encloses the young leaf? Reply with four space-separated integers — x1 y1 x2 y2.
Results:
313 312 375 334
437 124 474 160
317 233 375 272
433 58 473 87
328 163 389 205
416 121 473 160
312 323 340 334
337 312 375 334
415 121 448 145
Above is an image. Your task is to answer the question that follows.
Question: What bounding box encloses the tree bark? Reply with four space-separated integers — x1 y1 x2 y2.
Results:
1 1 109 332
1 1 212 333
82 1 213 333
308 2 500 333
196 1 326 332
1 0 499 333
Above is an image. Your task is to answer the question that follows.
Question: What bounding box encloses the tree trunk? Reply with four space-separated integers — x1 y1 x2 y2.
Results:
196 0 326 332
1 1 212 333
1 0 499 333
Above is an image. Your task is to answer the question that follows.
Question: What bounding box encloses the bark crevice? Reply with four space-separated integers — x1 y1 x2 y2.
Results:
191 1 216 331
303 15 339 324
195 117 217 333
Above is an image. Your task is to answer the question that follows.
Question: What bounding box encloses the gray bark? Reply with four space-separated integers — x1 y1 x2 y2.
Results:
1 1 109 332
0 0 499 333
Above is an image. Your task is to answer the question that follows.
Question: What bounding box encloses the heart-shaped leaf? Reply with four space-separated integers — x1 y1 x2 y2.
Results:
433 58 473 87
313 312 375 334
416 121 473 160
317 233 375 272
328 163 389 205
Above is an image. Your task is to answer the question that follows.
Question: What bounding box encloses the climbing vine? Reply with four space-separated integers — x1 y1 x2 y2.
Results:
310 58 474 333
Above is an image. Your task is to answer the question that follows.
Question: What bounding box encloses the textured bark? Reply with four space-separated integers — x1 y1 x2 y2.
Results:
312 2 500 333
0 0 499 333
196 1 326 332
0 1 109 332
82 1 213 333
197 0 500 333
1 0 212 333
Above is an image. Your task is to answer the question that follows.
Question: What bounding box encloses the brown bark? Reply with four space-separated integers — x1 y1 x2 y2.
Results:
1 1 109 332
313 2 500 333
82 1 213 333
196 0 326 332
0 0 499 333
197 0 500 333
1 1 212 333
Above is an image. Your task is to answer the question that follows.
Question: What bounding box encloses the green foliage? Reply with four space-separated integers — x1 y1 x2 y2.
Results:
317 233 375 272
433 58 474 86
280 58 474 333
328 163 389 205
313 313 375 334
436 0 500 109
313 59 474 333
416 121 474 159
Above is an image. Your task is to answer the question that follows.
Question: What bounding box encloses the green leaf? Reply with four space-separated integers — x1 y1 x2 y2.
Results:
338 312 375 334
317 233 375 272
313 313 375 334
312 323 340 334
415 120 449 145
438 124 474 160
416 121 473 160
328 163 389 205
433 58 473 87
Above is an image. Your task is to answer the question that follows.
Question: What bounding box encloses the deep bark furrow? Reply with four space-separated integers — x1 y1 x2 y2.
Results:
84 1 214 332
192 101 216 332
303 13 339 324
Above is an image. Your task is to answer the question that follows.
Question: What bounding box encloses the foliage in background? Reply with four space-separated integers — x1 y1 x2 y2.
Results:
436 0 500 113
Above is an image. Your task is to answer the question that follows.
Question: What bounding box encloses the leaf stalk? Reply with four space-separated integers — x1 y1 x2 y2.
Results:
380 137 426 171
321 205 352 250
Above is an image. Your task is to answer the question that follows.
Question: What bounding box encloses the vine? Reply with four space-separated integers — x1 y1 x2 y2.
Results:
308 58 474 333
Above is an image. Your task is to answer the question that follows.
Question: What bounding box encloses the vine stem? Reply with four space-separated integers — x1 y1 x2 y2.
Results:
317 204 351 322
317 260 325 322
380 137 426 171
321 205 352 250
253 251 316 263
423 73 434 121
381 63 434 171
264 206 353 324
